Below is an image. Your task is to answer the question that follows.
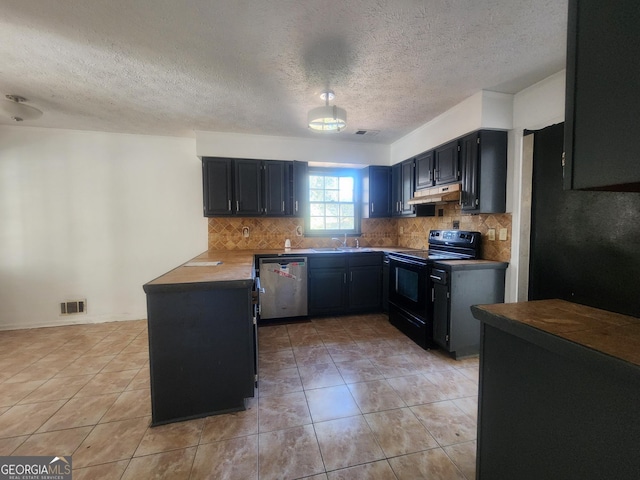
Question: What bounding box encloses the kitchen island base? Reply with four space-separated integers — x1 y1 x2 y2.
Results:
144 283 256 426
472 301 640 480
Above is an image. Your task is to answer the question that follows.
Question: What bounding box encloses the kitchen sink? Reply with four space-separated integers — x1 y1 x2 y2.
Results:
337 247 373 252
311 247 340 252
311 247 373 253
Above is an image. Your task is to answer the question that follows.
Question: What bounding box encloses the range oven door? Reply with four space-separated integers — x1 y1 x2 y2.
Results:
388 256 429 318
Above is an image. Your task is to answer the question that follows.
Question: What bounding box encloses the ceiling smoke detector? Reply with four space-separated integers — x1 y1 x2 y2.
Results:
1 95 43 122
308 90 347 133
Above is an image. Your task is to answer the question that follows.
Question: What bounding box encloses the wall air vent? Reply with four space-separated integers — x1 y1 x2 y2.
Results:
60 299 86 315
354 130 380 136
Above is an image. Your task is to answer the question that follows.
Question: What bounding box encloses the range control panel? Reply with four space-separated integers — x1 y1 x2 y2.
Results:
429 229 481 246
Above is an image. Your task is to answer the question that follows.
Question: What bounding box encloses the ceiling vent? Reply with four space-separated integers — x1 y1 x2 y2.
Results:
354 130 380 136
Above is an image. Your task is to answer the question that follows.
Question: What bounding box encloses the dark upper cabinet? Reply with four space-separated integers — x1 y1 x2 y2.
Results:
234 159 263 215
434 140 460 185
202 157 305 217
415 151 434 190
263 160 289 216
203 158 234 216
292 161 308 217
564 0 640 191
362 166 392 218
460 130 507 213
392 159 415 217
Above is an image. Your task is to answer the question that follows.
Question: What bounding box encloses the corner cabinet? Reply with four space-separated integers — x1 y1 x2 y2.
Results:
460 130 507 213
202 157 307 217
392 159 416 217
564 0 640 191
362 166 392 218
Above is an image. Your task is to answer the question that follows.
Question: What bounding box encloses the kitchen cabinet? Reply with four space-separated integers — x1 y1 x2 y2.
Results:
235 159 263 215
202 157 234 216
309 252 383 315
415 150 434 190
292 160 308 217
564 0 640 191
434 140 460 185
362 166 392 218
392 159 415 217
460 130 507 213
143 272 255 425
431 261 507 358
202 157 303 217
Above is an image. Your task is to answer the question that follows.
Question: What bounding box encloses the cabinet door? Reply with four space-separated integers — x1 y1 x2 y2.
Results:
264 161 289 216
460 133 479 211
202 157 233 216
400 159 415 216
391 163 402 216
366 166 392 218
432 282 450 349
308 268 347 315
349 265 382 311
292 161 308 217
434 140 460 185
415 151 434 190
234 159 262 215
564 0 640 191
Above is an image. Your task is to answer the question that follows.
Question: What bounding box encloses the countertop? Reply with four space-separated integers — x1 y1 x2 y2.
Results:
143 247 419 288
472 299 640 369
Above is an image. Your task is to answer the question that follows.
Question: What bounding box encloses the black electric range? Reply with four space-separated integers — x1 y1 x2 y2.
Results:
387 230 482 348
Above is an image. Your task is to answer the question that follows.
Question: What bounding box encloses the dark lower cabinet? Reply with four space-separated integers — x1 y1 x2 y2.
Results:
309 253 383 316
431 261 507 358
143 281 255 425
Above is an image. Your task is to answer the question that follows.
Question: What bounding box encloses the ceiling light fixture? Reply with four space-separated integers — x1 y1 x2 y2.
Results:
1 95 43 122
308 90 347 133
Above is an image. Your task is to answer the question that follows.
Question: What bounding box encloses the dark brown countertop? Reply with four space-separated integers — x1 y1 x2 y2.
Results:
472 299 640 368
144 247 419 288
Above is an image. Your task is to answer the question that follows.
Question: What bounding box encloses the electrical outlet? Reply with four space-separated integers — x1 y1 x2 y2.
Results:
488 229 496 241
452 220 460 229
499 228 508 241
295 225 303 236
242 227 250 238
399 226 404 234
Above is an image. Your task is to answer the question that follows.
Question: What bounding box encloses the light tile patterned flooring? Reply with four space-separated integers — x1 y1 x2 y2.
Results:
0 313 479 479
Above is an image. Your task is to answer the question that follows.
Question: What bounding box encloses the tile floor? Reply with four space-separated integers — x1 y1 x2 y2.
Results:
0 313 479 479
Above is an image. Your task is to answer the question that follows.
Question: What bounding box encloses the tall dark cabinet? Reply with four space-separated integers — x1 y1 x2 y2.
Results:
460 130 507 213
234 159 262 215
362 166 392 218
203 158 234 216
564 0 640 191
392 159 415 217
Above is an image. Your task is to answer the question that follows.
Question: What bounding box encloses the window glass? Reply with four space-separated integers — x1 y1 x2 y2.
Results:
307 170 359 235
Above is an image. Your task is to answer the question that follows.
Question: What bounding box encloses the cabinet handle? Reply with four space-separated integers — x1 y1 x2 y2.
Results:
430 274 443 281
343 273 346 284
228 200 232 211
295 200 299 212
432 287 435 302
371 202 375 213
350 272 353 282
282 200 285 212
236 200 240 211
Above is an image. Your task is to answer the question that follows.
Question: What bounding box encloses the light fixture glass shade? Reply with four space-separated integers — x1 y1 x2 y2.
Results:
1 97 43 122
308 105 347 132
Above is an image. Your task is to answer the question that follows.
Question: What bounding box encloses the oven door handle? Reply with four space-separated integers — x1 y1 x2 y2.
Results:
389 256 426 268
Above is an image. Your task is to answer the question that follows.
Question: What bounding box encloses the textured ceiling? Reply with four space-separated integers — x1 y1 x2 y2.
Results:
0 0 568 144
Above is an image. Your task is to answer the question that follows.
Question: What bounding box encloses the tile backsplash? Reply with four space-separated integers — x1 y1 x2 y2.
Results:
208 204 511 262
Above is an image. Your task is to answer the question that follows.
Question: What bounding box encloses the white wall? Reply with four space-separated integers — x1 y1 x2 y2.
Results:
0 126 207 330
390 91 514 163
505 70 566 303
195 131 390 167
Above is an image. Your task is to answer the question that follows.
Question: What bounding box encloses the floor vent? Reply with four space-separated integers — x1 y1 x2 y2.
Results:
60 300 86 315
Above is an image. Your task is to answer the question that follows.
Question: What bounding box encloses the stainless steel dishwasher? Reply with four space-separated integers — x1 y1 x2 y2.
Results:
258 257 308 319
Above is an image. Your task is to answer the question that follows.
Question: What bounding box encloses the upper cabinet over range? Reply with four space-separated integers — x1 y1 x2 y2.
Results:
563 0 640 191
202 157 307 217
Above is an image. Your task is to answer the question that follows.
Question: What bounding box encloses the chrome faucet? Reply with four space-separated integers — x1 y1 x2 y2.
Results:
331 233 348 248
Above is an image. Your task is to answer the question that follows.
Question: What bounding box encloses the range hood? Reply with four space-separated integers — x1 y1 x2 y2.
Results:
407 183 461 205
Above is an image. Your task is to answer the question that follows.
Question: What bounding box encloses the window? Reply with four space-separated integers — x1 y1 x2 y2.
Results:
307 169 360 235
